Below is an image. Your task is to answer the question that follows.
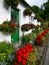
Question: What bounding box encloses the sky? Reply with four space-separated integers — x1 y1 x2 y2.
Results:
25 0 47 7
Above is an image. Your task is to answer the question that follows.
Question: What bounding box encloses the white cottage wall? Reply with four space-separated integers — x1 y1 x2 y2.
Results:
17 3 32 37
0 0 40 42
0 0 11 42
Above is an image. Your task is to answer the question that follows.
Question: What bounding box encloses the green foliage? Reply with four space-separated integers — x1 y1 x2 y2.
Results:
11 0 18 8
0 41 15 62
32 25 43 35
27 48 39 65
34 14 44 22
32 5 41 14
45 13 49 21
23 8 32 16
41 36 46 43
32 1 49 26
21 33 36 44
44 2 49 14
21 25 43 44
21 24 31 31
21 24 35 32
41 22 49 30
32 5 45 22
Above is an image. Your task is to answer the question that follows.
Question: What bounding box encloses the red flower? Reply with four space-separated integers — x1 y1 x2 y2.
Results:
23 53 28 60
22 59 27 65
10 22 16 27
37 34 43 39
41 32 46 35
44 30 48 33
15 44 34 65
23 49 27 54
17 56 22 62
36 30 48 45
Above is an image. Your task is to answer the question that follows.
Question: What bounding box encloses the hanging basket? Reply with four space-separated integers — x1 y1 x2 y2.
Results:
21 24 35 32
4 0 19 9
23 8 32 16
0 20 19 34
21 24 30 31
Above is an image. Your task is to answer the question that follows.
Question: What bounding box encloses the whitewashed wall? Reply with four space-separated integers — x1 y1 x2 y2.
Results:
17 3 40 37
17 3 30 37
0 0 11 42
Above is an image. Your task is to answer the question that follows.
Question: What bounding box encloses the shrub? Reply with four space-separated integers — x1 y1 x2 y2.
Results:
0 41 15 64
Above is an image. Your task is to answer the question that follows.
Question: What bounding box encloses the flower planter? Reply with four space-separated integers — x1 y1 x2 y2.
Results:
14 44 39 65
23 8 32 16
21 24 35 32
0 20 19 35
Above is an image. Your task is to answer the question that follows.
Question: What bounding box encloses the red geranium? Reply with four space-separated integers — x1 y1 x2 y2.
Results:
36 30 48 45
22 59 27 65
15 44 34 65
10 22 16 27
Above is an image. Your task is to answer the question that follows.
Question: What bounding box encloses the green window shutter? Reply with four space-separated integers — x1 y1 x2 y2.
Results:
11 8 19 43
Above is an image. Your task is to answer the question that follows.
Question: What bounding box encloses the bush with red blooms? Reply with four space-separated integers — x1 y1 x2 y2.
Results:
14 44 34 65
36 30 48 45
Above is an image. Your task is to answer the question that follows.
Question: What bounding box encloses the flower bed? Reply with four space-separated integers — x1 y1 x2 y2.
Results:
36 30 48 45
14 44 39 65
